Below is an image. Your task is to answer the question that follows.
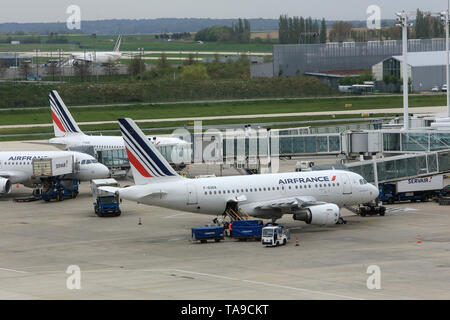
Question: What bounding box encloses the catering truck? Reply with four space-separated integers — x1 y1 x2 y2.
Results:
91 179 121 217
379 174 444 204
32 155 79 201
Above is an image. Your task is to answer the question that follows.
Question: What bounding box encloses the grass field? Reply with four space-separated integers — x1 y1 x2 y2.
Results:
0 113 392 142
0 94 445 126
0 34 274 53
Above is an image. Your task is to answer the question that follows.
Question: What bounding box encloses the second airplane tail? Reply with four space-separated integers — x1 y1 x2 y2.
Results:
118 118 181 185
114 35 122 53
50 90 83 137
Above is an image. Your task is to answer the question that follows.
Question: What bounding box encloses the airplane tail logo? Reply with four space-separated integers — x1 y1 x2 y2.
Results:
114 35 122 53
118 118 180 184
50 90 83 137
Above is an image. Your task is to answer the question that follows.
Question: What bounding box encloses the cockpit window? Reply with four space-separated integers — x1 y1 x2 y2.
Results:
81 160 86 165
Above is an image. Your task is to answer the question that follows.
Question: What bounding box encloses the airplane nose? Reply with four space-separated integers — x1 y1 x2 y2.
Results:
98 164 110 178
370 184 379 199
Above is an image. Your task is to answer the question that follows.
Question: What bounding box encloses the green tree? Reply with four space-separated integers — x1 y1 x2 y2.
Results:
181 64 209 81
156 52 169 69
128 56 145 76
19 60 32 79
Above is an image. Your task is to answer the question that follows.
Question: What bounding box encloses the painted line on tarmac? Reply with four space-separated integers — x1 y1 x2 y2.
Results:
170 269 363 300
0 267 29 274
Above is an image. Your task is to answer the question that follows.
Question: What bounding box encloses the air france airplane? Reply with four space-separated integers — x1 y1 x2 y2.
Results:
100 118 379 225
48 90 190 151
0 151 110 195
69 35 122 65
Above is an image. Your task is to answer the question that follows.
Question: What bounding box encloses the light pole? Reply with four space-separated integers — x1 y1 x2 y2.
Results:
396 11 410 131
441 8 450 118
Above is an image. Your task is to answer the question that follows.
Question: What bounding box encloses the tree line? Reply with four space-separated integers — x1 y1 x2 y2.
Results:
279 9 447 44
278 15 326 44
195 18 251 43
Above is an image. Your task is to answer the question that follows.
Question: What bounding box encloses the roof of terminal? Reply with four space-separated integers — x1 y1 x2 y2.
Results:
392 51 450 67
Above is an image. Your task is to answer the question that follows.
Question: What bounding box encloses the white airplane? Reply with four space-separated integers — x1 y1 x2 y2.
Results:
48 90 190 151
100 118 379 225
0 151 110 194
69 35 122 65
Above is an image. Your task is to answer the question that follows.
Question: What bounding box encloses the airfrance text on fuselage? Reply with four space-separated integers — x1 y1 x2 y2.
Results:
279 176 336 184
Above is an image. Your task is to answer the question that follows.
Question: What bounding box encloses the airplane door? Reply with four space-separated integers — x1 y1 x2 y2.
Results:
340 173 352 194
187 183 198 205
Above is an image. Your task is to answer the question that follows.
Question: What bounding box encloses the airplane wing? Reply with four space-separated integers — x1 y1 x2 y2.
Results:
24 141 68 150
0 171 28 184
253 196 326 210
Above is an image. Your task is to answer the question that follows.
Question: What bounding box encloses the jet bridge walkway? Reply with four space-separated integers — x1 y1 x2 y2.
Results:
345 149 450 185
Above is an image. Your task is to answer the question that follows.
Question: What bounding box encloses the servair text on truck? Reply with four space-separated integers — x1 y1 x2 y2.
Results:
379 174 444 204
32 155 74 177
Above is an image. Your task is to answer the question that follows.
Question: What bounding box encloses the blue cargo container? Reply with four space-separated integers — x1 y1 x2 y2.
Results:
231 220 263 240
192 226 224 243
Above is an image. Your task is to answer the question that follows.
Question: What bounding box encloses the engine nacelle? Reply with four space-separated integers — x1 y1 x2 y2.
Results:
293 203 340 226
0 177 12 194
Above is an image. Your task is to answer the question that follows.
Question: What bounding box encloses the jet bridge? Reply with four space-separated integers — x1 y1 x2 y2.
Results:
345 149 450 185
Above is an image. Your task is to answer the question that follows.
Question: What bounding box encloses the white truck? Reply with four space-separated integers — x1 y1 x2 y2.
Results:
32 155 74 177
91 179 121 217
261 225 290 247
379 174 445 204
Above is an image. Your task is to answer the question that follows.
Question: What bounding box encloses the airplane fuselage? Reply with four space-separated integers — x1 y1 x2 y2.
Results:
49 134 189 151
0 151 109 186
118 170 378 217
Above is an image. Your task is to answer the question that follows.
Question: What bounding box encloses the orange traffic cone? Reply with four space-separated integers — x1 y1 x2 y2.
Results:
295 237 299 246
417 235 422 244
138 218 142 225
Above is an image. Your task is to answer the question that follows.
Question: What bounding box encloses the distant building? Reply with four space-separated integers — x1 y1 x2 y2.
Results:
372 51 450 92
0 53 32 68
202 55 263 64
252 38 449 79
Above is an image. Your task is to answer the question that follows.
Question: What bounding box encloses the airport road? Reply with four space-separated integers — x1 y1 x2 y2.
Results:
1 182 450 300
0 106 446 130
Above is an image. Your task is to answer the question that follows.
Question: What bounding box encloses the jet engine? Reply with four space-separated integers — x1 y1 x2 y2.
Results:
293 203 340 226
0 177 12 194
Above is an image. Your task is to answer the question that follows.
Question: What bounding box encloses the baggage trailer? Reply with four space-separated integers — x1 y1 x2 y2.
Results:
191 226 224 243
231 220 264 241
32 156 79 202
91 179 121 217
379 175 445 204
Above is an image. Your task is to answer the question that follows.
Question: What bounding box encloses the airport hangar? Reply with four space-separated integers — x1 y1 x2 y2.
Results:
251 38 450 91
372 51 449 92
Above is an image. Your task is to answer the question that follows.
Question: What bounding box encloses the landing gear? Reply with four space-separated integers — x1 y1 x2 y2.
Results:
359 202 386 217
337 217 347 225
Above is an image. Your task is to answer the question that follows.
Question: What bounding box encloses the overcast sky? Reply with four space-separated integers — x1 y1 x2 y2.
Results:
2 0 449 23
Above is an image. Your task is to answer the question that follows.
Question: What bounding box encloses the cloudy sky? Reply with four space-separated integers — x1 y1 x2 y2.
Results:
2 0 449 23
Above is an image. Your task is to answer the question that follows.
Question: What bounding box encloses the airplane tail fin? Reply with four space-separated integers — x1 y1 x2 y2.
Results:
118 118 181 185
113 35 122 53
50 90 83 137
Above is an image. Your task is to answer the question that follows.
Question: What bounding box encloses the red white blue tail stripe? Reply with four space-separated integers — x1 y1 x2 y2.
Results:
50 90 82 136
114 35 122 52
118 118 178 180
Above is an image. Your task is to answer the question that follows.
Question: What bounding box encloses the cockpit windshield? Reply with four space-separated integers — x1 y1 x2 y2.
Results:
81 159 99 165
